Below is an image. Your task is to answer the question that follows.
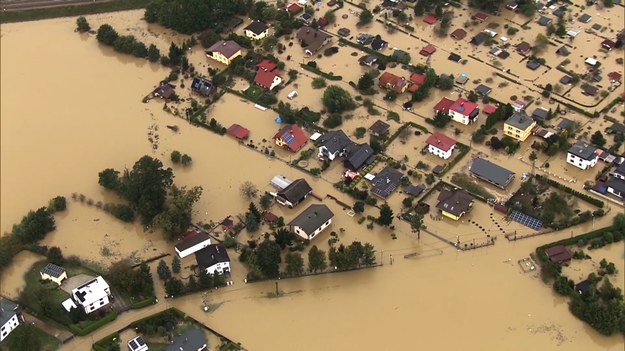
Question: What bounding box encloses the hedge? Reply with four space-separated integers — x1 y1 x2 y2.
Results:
300 64 342 81
535 174 604 208
70 310 118 336
436 143 470 178
129 308 186 330
0 0 150 23
92 332 120 351
130 296 156 309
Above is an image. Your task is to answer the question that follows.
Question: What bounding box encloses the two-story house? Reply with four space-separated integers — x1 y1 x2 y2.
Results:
276 179 313 208
1 299 23 342
65 276 111 314
426 132 456 159
567 141 599 170
273 124 308 152
288 204 334 240
317 130 353 161
244 21 270 40
504 112 536 141
195 244 231 276
205 40 242 65
378 72 408 94
448 98 479 125
436 188 474 220
296 27 331 56
254 59 282 90
607 162 625 199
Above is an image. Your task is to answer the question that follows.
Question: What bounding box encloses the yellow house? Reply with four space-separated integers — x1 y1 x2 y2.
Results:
244 21 270 41
205 40 242 65
504 112 536 141
39 263 67 286
436 189 474 221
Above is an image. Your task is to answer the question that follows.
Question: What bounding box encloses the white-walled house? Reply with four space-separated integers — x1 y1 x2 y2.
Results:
425 132 456 159
127 335 149 351
448 98 479 125
39 263 67 286
66 276 111 314
174 231 212 258
1 299 23 342
288 204 334 240
317 130 353 161
195 244 231 275
567 141 599 170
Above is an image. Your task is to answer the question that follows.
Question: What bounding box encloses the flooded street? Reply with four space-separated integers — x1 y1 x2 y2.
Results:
1 8 623 351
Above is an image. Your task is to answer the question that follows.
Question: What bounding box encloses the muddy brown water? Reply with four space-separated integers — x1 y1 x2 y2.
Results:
1 9 623 351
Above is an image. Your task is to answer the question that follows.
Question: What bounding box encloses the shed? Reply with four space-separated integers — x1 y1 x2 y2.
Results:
578 13 592 23
559 75 572 85
174 232 211 258
537 16 552 26
227 124 250 140
474 12 489 22
423 15 438 24
419 44 437 56
450 28 467 40
544 245 572 263
270 175 293 190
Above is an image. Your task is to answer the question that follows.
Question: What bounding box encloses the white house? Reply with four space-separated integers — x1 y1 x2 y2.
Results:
425 132 456 159
276 179 312 208
607 177 625 199
567 141 599 170
1 299 23 342
128 335 149 351
174 231 212 258
67 276 111 314
39 263 67 286
288 204 334 240
614 162 625 180
195 244 231 275
317 130 353 161
447 98 479 125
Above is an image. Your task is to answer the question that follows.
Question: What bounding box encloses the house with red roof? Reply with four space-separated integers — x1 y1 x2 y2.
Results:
433 97 455 114
426 132 456 159
608 71 622 83
483 104 497 115
419 44 437 56
448 98 479 125
474 12 489 22
601 39 616 50
408 72 426 92
450 28 467 40
286 3 303 13
423 15 438 24
227 124 250 140
273 124 308 152
378 71 408 94
254 59 282 90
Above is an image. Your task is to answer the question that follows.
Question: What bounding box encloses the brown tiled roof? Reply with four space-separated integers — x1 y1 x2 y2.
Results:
206 40 241 59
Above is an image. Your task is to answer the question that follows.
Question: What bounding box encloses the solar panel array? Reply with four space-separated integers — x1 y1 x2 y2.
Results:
510 210 542 230
283 133 295 145
42 263 65 277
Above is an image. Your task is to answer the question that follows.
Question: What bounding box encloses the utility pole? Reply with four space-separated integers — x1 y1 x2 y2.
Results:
275 281 279 295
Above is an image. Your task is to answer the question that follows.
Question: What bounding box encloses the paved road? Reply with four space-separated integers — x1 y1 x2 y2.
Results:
1 0 108 11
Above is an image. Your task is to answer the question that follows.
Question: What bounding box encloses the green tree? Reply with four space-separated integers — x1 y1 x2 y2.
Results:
359 9 373 25
259 192 273 209
613 213 625 234
96 24 119 45
432 111 452 128
323 10 336 24
165 277 184 296
198 269 213 289
377 203 394 226
0 235 22 271
246 214 260 232
12 207 56 244
273 228 295 249
248 202 261 222
437 74 454 90
153 186 202 240
591 131 606 147
6 325 42 351
467 90 478 102
98 168 120 190
48 196 67 213
357 73 375 91
311 77 327 89
308 245 327 272
362 243 376 266
47 246 64 265
147 44 161 62
402 197 414 208
256 239 281 278
171 150 182 163
353 201 365 214
199 29 222 48
76 16 91 33
181 154 193 166
157 259 172 280
285 252 304 276
172 256 181 273
322 85 356 113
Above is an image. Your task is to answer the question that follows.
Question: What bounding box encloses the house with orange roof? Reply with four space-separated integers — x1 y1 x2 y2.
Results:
378 71 408 94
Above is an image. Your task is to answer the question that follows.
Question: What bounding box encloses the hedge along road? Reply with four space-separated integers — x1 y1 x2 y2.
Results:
1 0 110 11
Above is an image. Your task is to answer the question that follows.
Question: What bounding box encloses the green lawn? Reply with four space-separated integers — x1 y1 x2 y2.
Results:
0 324 60 351
244 85 263 99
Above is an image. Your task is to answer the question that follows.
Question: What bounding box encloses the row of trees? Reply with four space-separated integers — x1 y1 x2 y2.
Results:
329 241 376 270
108 260 155 301
96 24 161 62
164 269 226 296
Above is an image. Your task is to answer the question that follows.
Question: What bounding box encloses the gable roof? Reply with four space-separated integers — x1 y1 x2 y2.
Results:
433 97 455 113
318 130 353 154
195 244 230 269
436 188 474 216
371 36 388 50
471 32 487 45
419 44 437 56
256 59 277 72
343 143 375 171
369 120 390 135
274 124 307 152
537 16 552 26
559 75 572 84
483 104 497 114
474 12 489 21
516 41 531 54
449 98 478 116
207 40 242 59
191 76 214 96
557 118 575 130
578 13 592 23
410 72 426 85
526 60 542 70
556 46 570 56
296 27 331 54
469 157 515 188
288 204 334 234
426 132 456 152
608 71 622 82
41 263 66 278
607 177 625 195
254 68 281 89
286 3 302 12
371 166 403 198
582 85 598 96
450 28 467 40
175 232 211 252
0 299 18 327
404 184 425 196
244 20 269 35
227 123 250 139
475 84 492 95
277 178 312 204
568 140 597 160
505 112 535 130
531 107 550 121
544 245 572 263
153 83 174 99
575 279 592 294
378 71 407 93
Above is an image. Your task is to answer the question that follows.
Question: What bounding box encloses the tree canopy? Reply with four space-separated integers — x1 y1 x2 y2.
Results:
322 85 356 113
145 0 249 34
153 185 203 240
255 239 281 278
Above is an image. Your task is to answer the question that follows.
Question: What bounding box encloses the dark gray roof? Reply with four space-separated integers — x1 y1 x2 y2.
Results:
175 232 211 252
552 8 565 17
616 162 625 176
318 130 353 154
607 177 625 197
244 21 269 35
0 298 19 327
277 178 312 204
531 107 550 121
608 122 625 134
436 188 474 217
575 279 592 294
568 140 597 160
559 75 572 84
369 120 390 135
338 27 351 37
556 46 569 55
296 27 332 54
475 84 492 95
371 36 388 50
288 204 334 235
505 112 535 130
166 327 207 351
557 118 575 130
471 32 487 45
404 184 425 196
537 16 551 26
41 263 65 278
344 143 375 171
578 13 592 23
191 77 214 96
371 166 403 198
195 244 230 269
526 60 541 70
469 158 515 189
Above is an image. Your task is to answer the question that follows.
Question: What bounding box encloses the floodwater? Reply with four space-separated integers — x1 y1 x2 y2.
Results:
1 8 623 351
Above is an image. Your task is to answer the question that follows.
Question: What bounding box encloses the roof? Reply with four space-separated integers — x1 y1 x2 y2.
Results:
317 17 329 27
475 84 492 95
419 44 437 56
277 178 312 204
483 104 497 114
557 118 575 130
559 75 572 84
153 84 174 99
371 36 388 50
174 232 211 252
451 28 467 40
516 41 531 53
404 184 425 196
41 263 66 278
449 53 462 62
410 72 426 85
568 140 597 160
359 54 378 65
337 27 351 36
127 336 148 351
426 132 456 152
227 123 250 139
471 32 487 45
575 279 592 294
608 71 622 82
433 97 455 113
526 60 541 70
537 16 552 26
318 130 353 154
474 12 489 21
505 112 535 130
531 107 550 121
544 245 572 263
296 27 331 54
436 188 474 217
578 13 592 23
254 68 281 89
369 120 390 135
256 59 277 72
286 3 302 12
263 212 279 223
343 143 375 171
378 71 407 93
469 157 515 188
556 46 570 55
166 327 207 351
244 20 269 35
288 204 334 235
616 162 625 176
449 98 478 117
607 177 625 195
191 77 214 96
0 298 18 327
423 15 438 24
274 124 307 152
72 276 109 306
601 39 616 48
582 85 598 96
371 166 403 198
206 40 242 59
195 244 230 269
